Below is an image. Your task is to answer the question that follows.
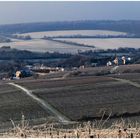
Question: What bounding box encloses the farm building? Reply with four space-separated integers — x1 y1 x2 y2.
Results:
15 69 32 78
32 65 64 73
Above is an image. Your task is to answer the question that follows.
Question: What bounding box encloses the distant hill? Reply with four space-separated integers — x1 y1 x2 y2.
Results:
1 20 140 35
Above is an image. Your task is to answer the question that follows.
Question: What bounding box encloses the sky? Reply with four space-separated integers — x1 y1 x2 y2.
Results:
0 1 140 25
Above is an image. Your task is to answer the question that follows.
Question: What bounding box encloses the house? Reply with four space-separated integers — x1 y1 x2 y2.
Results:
16 71 22 78
106 61 112 66
15 68 32 79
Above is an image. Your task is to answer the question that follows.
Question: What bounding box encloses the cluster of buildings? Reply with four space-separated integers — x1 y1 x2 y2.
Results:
32 64 64 73
13 64 65 79
106 56 132 66
14 68 32 79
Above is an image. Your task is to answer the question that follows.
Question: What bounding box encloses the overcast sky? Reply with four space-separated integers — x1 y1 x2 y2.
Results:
0 1 140 25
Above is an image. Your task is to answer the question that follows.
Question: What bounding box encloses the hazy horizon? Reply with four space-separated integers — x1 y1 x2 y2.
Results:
0 1 140 25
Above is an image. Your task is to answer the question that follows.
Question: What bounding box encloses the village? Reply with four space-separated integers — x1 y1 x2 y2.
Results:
1 54 132 81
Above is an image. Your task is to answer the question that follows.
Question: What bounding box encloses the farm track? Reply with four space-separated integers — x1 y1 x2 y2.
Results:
8 82 71 124
111 77 140 88
110 65 140 88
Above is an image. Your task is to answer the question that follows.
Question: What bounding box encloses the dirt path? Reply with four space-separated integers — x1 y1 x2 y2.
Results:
8 82 71 124
110 77 140 88
110 65 140 88
110 66 119 74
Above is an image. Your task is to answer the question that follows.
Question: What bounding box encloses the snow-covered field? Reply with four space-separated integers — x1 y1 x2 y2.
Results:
0 39 95 53
55 38 140 50
0 30 139 53
19 30 127 38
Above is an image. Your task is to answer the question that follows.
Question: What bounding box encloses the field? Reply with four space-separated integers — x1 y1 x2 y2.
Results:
15 76 140 121
0 64 140 136
55 38 140 50
19 30 127 38
1 37 140 53
0 29 134 53
0 82 56 132
0 39 95 54
15 30 140 51
0 64 140 131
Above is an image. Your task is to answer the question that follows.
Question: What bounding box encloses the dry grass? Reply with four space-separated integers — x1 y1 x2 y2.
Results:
1 115 140 138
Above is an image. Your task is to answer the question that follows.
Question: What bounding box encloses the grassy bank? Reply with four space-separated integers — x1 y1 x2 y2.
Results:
1 116 140 138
